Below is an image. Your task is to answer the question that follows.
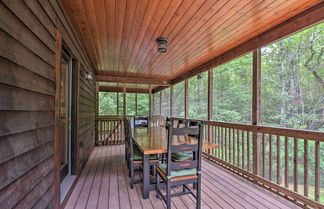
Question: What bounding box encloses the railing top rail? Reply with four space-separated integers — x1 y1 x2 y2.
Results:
173 117 324 142
98 115 323 141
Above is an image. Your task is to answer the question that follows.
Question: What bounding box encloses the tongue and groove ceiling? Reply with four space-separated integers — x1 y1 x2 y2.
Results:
60 0 322 82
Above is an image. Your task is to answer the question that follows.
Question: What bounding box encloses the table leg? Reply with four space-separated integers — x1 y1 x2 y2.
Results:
143 154 150 199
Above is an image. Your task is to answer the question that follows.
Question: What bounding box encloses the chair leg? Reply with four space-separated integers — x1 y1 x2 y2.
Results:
196 177 201 209
156 172 160 198
130 163 134 189
166 180 171 209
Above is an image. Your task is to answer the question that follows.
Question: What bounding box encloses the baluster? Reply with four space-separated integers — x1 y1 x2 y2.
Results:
277 135 280 185
99 120 102 145
314 141 319 201
221 127 224 159
284 136 288 188
304 139 308 197
247 131 250 171
217 126 220 158
225 127 227 162
237 129 240 167
232 128 235 165
212 126 215 156
262 133 265 177
294 138 298 192
228 128 232 163
269 134 272 181
242 130 245 169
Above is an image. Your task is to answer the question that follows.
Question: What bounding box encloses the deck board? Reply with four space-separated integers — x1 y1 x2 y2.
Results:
64 145 301 209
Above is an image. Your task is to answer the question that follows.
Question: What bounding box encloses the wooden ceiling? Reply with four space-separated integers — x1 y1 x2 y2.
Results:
61 0 322 82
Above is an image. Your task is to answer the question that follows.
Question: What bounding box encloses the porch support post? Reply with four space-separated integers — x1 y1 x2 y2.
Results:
207 69 213 151
149 85 152 117
123 85 126 116
117 92 119 115
208 69 213 121
252 48 261 175
170 86 173 117
159 91 162 116
135 93 138 115
185 79 189 118
95 82 99 145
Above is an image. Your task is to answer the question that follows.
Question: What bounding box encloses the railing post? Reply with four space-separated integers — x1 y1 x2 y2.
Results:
252 48 261 175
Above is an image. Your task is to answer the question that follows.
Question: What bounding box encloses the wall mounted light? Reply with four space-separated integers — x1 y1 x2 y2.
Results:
81 70 93 80
156 38 169 53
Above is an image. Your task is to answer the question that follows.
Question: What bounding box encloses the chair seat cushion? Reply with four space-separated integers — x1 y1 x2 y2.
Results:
158 164 197 178
133 151 158 161
171 152 193 160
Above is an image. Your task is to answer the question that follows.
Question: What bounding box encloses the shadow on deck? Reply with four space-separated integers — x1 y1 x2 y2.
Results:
64 145 300 209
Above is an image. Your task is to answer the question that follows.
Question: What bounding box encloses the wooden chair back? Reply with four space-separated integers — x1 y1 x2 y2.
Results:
177 119 189 128
166 121 203 177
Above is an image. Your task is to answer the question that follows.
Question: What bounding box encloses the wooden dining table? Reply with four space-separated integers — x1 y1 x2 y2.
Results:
132 126 218 199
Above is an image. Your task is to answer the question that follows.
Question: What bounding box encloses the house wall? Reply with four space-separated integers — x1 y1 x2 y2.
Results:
0 0 96 208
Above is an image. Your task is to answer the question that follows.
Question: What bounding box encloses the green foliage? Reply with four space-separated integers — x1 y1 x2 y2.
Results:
188 71 208 119
161 88 171 116
173 81 185 117
99 92 117 115
213 53 252 123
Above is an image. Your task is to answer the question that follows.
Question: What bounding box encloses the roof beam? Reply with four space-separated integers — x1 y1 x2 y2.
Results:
96 75 171 86
99 86 149 93
171 2 324 85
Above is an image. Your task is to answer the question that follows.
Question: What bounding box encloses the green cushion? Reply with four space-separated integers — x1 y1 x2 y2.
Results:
133 151 158 161
158 164 197 178
172 152 193 160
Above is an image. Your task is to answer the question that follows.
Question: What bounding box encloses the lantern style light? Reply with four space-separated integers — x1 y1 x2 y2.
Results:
156 38 169 53
197 73 203 80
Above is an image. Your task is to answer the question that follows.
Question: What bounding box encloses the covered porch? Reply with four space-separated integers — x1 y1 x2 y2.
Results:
0 0 323 209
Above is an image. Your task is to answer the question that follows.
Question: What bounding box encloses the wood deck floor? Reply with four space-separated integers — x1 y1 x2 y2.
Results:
64 145 300 209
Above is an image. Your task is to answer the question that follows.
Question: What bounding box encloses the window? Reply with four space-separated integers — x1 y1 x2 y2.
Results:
188 72 208 120
212 53 252 123
261 22 324 131
153 92 161 115
137 93 149 115
99 92 117 115
161 88 170 117
172 81 185 118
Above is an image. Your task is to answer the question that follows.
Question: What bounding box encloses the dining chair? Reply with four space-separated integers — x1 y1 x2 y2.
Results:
177 119 189 128
155 122 203 209
134 116 149 128
124 119 159 189
189 121 201 127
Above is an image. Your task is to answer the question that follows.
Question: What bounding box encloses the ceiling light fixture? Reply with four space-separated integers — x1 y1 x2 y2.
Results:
156 38 169 53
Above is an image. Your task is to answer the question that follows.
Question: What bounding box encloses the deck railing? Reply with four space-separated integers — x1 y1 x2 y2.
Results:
96 116 125 145
200 120 323 208
96 115 166 145
96 115 323 207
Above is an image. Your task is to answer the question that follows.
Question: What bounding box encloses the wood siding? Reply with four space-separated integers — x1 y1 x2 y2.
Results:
0 0 96 208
